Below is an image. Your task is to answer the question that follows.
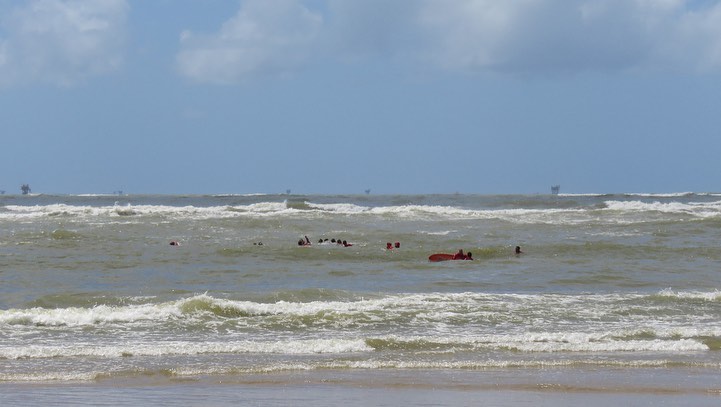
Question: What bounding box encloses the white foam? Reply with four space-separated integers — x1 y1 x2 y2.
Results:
0 302 183 327
502 338 706 353
0 339 372 360
557 193 610 197
1 330 705 361
623 192 695 198
604 200 721 218
419 230 455 236
656 288 721 301
211 193 269 197
1 202 293 221
3 292 719 348
369 332 709 353
0 371 98 382
5 197 720 224
307 202 371 213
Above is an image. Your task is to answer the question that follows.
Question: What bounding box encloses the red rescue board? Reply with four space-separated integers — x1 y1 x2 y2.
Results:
428 253 455 262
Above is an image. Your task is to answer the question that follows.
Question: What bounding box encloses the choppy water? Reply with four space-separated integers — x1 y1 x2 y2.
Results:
1 193 721 384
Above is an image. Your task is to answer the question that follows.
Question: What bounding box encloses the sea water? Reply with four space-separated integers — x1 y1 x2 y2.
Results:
1 193 720 404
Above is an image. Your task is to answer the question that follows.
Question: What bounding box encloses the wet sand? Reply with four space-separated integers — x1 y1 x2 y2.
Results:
2 368 720 406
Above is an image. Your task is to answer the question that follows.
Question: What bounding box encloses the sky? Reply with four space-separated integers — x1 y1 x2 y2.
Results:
1 0 721 195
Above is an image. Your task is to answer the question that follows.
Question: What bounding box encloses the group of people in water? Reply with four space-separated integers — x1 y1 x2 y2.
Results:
386 242 401 250
172 236 523 259
296 236 523 260
298 236 354 247
445 246 522 261
300 237 402 250
450 246 522 259
453 249 473 260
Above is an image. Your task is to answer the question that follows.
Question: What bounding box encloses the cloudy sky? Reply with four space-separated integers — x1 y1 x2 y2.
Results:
1 0 720 195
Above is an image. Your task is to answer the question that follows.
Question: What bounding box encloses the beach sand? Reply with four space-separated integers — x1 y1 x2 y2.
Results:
2 368 720 406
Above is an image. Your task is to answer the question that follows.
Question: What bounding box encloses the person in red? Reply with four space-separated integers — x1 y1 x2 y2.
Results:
386 242 393 250
452 249 466 260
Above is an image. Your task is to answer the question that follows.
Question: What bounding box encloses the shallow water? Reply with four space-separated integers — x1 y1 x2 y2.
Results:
1 193 720 403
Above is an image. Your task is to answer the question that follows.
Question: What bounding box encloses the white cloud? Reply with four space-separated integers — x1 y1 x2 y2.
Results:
0 0 128 87
416 1 626 73
415 0 721 74
176 0 322 84
671 2 721 72
324 0 424 60
176 0 721 83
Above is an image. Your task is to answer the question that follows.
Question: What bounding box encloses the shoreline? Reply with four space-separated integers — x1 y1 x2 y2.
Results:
3 368 720 406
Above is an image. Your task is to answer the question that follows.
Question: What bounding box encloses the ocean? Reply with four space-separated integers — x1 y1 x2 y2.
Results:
1 193 720 405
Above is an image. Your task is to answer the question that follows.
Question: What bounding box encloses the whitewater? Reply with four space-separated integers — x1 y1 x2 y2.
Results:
1 193 720 404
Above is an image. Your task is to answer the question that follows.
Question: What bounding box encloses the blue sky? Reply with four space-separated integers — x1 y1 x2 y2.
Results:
1 0 721 195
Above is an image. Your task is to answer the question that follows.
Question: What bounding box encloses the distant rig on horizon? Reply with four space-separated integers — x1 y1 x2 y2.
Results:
0 184 32 195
